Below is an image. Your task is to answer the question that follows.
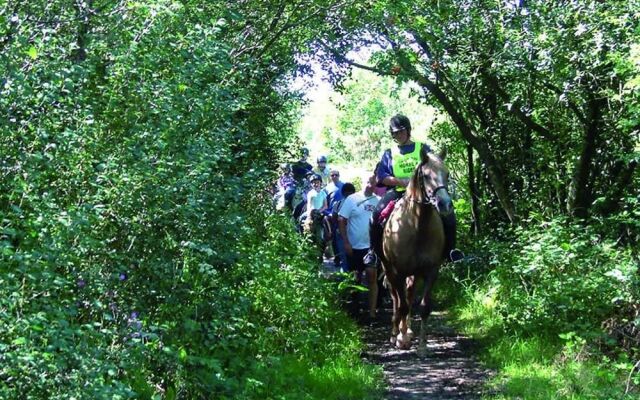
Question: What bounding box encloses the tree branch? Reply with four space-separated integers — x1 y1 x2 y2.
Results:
539 80 587 125
382 34 517 222
483 72 556 141
407 29 434 60
318 41 389 75
252 1 347 61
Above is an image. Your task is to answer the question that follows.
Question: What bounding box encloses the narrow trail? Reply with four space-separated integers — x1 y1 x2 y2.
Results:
323 259 492 399
360 307 492 399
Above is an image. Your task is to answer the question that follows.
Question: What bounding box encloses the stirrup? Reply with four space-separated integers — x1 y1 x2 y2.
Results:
449 249 465 263
363 249 378 267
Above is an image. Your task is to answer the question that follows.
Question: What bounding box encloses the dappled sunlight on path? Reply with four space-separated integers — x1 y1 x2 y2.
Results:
362 310 491 399
321 257 492 399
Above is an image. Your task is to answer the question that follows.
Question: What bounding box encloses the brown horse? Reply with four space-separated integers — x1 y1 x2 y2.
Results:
381 148 451 353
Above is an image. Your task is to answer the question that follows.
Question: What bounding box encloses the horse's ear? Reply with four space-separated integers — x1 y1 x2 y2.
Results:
420 145 430 163
438 146 448 161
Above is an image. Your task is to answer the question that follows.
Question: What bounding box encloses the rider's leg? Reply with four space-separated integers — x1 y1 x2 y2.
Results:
364 190 400 266
441 211 464 262
364 217 383 266
284 188 296 210
364 207 384 266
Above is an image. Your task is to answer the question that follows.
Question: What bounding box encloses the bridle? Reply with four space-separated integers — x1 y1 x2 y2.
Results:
413 162 448 208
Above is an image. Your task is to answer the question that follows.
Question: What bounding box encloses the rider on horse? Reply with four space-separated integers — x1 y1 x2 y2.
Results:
364 114 464 267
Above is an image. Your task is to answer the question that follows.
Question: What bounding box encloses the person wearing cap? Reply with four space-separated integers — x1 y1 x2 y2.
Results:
291 147 313 183
364 114 464 266
313 155 331 185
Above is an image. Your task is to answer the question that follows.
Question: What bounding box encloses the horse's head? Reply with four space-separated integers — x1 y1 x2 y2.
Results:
407 147 453 216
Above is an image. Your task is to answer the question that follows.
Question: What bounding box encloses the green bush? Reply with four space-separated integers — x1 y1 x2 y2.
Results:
0 2 381 398
441 213 639 399
490 217 638 335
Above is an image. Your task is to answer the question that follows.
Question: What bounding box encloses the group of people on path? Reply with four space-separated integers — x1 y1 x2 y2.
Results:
274 114 464 321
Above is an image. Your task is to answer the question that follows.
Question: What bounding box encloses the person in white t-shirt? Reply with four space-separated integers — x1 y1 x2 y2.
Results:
338 174 380 320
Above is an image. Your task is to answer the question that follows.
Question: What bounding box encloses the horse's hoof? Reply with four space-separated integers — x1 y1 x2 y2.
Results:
395 333 412 350
406 329 414 340
395 340 411 350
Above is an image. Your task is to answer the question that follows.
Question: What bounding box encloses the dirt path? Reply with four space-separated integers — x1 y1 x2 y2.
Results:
322 258 492 399
360 305 492 399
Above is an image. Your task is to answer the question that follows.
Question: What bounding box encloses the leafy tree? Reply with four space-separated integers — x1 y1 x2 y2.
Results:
314 0 639 224
0 0 381 398
319 69 438 164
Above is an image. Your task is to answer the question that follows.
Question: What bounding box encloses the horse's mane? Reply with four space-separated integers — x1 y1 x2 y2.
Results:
406 162 425 202
406 152 444 204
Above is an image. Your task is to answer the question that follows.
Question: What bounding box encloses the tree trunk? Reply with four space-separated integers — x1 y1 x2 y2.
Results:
567 95 606 217
418 78 517 223
597 160 638 215
467 144 481 234
73 0 93 63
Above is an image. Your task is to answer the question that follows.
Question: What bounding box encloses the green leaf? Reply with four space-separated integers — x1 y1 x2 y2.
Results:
26 46 38 60
12 337 26 346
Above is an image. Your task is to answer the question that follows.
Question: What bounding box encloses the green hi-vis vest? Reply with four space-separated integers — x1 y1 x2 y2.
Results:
390 142 422 192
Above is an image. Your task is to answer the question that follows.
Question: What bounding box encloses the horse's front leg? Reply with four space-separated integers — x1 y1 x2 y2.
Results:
393 279 411 350
405 276 416 340
384 270 403 345
389 286 400 344
418 267 439 356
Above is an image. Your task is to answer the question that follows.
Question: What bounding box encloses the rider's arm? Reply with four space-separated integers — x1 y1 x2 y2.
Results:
376 149 393 185
337 197 354 252
382 176 410 188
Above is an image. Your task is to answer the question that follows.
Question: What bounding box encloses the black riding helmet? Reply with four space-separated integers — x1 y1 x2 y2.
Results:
389 114 412 135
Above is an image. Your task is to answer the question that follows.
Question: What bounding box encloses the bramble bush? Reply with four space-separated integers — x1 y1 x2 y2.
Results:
451 215 638 337
494 217 638 335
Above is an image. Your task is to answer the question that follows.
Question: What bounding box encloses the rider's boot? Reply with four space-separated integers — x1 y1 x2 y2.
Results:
442 212 465 263
364 217 383 267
